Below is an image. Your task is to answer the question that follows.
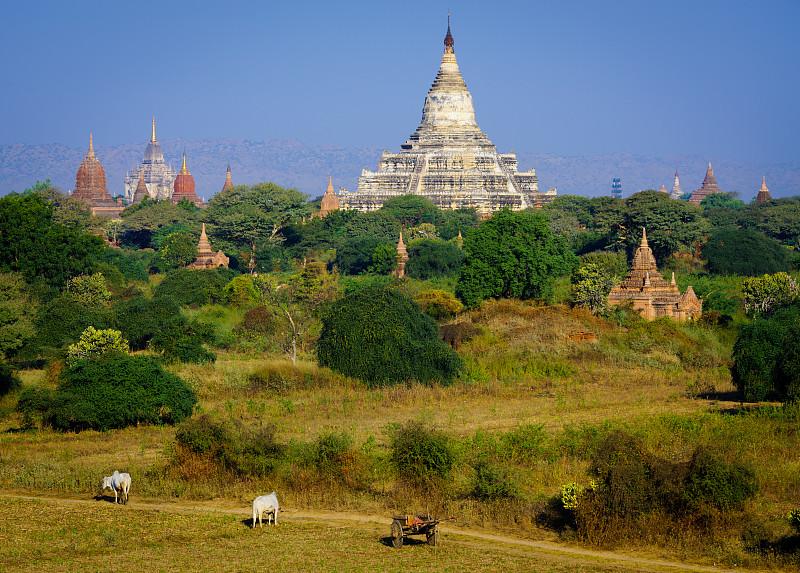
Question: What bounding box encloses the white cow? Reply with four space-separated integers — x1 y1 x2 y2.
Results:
252 492 280 528
101 470 131 505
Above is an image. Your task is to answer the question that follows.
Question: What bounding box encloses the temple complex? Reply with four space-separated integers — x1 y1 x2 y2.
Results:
189 223 229 269
670 169 683 200
607 229 702 322
221 164 234 193
124 117 177 202
71 134 124 218
319 176 340 217
755 176 772 205
171 152 203 207
688 163 725 206
339 21 555 216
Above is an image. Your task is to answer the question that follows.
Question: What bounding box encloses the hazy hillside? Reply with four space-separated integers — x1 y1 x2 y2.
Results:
2 138 798 202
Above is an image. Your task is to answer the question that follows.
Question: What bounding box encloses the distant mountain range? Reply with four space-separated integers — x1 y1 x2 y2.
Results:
1 138 798 202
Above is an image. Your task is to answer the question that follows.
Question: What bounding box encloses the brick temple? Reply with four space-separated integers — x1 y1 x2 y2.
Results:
71 134 124 218
339 20 556 216
607 229 702 321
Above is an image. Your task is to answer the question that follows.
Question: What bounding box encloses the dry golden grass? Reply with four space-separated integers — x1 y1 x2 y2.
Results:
0 496 734 573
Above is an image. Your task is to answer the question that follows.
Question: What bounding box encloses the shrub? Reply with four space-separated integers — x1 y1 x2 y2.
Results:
152 268 235 307
560 482 586 510
335 237 389 275
20 294 108 359
683 448 758 511
317 285 463 386
235 306 279 337
96 248 149 282
174 415 283 477
389 420 455 490
413 289 463 320
702 226 789 276
15 386 52 427
314 431 354 477
65 326 129 364
439 322 479 350
0 359 21 396
66 273 111 306
471 459 518 500
43 354 197 431
223 275 258 308
108 295 182 350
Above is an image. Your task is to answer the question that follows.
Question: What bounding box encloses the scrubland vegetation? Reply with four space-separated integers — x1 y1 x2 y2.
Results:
1 182 800 569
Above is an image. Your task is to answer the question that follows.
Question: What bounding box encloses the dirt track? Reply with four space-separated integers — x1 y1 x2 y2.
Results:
1 491 744 573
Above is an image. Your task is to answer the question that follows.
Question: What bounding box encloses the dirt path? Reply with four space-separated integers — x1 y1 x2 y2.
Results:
1 491 741 573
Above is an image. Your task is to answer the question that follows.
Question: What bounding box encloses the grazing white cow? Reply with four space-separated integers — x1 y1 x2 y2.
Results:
252 492 280 528
101 470 131 505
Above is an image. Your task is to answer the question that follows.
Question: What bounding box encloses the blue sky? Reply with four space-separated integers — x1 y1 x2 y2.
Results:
1 0 798 163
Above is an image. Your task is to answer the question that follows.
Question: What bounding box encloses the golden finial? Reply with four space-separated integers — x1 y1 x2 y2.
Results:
151 116 156 142
180 151 189 174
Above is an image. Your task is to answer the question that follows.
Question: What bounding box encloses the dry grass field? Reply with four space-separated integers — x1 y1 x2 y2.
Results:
1 300 799 570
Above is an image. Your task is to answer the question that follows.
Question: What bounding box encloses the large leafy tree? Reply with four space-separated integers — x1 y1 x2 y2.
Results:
343 211 401 241
378 194 439 227
406 239 465 279
571 263 613 314
622 191 709 263
701 227 789 276
203 183 309 267
0 272 36 359
160 233 198 269
120 199 198 249
0 193 104 288
741 272 799 316
26 180 95 230
455 209 578 308
739 198 800 245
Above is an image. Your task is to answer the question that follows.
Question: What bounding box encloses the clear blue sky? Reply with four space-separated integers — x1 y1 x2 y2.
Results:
1 0 798 163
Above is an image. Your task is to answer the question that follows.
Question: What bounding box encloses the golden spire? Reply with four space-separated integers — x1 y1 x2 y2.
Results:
151 116 157 142
180 151 189 174
88 133 95 157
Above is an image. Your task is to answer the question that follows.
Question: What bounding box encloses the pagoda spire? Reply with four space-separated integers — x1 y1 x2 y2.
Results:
180 150 189 174
151 116 157 142
444 13 454 53
88 133 95 157
641 227 648 247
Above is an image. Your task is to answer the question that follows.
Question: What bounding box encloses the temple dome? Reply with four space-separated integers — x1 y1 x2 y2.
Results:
171 152 202 206
143 117 165 165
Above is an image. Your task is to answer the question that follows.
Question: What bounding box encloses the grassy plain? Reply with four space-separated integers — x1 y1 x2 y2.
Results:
1 300 799 570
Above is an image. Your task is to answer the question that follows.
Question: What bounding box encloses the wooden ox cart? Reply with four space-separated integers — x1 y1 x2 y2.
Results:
389 514 454 548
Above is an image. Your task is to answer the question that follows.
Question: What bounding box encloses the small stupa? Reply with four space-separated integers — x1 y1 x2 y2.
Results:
394 233 409 278
221 164 234 193
171 152 203 207
189 223 230 269
319 176 340 217
755 177 772 205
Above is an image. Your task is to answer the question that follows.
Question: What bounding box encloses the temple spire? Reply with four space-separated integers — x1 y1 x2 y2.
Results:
88 133 95 157
641 228 648 248
151 116 157 142
444 14 454 53
181 150 188 174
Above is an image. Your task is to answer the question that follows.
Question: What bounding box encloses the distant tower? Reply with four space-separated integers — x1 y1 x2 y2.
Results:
670 169 683 199
72 134 123 218
319 176 340 217
658 184 668 194
689 163 725 206
394 232 409 278
755 176 772 205
221 164 234 193
124 117 178 202
132 171 148 204
611 178 622 199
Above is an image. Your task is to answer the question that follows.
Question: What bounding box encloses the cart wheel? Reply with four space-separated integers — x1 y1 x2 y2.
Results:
427 527 439 546
391 519 404 549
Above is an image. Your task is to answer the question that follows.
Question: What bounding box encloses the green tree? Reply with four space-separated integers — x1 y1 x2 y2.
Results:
622 191 709 262
204 182 309 269
701 227 789 276
406 239 465 279
160 233 198 269
739 198 800 244
741 272 799 315
27 180 95 230
317 285 463 386
335 237 391 275
254 262 339 364
699 192 745 211
0 272 36 359
730 304 800 401
120 199 198 249
571 263 613 314
455 209 578 309
343 211 401 241
66 273 111 306
436 208 480 240
0 193 104 288
66 326 130 364
367 244 399 275
413 289 463 320
379 194 439 227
